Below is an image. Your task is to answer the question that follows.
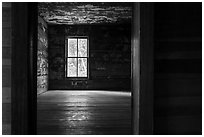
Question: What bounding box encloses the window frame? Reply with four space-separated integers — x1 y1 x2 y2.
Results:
65 36 89 79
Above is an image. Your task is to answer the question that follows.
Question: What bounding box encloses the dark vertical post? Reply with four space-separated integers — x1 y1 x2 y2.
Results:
11 3 29 134
11 2 37 134
139 3 154 135
27 2 38 135
131 2 140 135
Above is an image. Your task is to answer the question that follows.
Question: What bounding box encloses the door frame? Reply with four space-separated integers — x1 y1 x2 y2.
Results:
11 2 154 135
132 3 154 134
11 2 37 134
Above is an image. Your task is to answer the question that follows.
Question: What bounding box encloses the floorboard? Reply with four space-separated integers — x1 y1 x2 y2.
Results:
37 90 131 135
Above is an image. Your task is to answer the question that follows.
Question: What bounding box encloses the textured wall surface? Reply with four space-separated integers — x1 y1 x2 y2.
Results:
38 2 132 25
48 24 131 90
154 3 202 135
37 16 49 94
2 2 11 135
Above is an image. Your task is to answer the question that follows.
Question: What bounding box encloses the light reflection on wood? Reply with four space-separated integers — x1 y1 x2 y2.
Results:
37 90 131 135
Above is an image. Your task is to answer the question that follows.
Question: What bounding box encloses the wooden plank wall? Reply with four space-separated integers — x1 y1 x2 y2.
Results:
48 24 131 91
154 3 202 135
2 2 12 135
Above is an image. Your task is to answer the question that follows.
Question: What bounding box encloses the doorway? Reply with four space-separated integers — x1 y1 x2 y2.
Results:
11 2 154 135
37 2 133 135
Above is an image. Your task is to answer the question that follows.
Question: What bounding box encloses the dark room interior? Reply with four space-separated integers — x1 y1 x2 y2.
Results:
37 2 132 135
2 2 202 135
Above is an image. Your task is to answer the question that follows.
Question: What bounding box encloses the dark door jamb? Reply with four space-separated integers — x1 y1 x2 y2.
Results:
132 3 154 135
11 2 38 135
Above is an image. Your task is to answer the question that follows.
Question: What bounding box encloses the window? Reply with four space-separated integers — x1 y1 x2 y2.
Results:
65 37 88 78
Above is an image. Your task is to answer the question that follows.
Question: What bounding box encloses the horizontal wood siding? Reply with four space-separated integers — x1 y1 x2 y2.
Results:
2 2 12 135
154 3 202 135
48 24 131 91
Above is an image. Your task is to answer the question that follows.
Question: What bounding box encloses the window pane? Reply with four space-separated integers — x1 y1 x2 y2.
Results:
78 39 87 57
67 58 77 77
68 38 77 57
78 58 87 77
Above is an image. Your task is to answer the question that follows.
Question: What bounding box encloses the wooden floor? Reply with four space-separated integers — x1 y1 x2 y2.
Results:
37 90 132 135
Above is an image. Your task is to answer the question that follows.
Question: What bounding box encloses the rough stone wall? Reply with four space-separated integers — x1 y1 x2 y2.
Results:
37 16 48 94
38 2 132 25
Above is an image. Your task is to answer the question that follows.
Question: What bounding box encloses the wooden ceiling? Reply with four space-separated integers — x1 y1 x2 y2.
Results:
38 2 132 25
